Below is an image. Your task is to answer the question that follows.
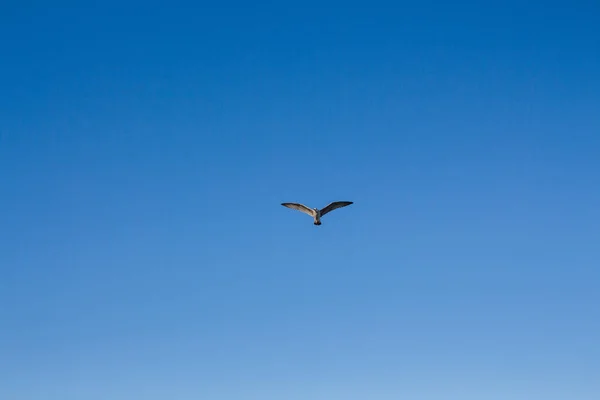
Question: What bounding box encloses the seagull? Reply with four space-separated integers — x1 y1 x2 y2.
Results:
281 201 353 225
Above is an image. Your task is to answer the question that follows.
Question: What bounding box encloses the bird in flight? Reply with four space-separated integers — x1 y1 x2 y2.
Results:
281 201 353 225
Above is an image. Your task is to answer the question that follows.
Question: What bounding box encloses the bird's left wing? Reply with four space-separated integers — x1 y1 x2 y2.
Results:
281 203 316 217
320 201 353 216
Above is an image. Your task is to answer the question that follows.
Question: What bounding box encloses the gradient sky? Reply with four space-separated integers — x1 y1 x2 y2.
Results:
1 1 599 399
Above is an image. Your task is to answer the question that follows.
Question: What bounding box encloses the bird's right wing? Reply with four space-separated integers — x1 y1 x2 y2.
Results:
320 201 353 216
281 203 316 217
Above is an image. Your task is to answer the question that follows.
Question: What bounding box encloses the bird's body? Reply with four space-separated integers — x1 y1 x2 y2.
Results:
314 208 322 225
281 201 353 225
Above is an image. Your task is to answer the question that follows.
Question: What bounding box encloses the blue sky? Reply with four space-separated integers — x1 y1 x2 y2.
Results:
1 1 599 399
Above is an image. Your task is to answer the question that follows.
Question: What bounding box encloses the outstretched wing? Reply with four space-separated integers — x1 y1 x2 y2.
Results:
281 203 316 217
320 201 353 216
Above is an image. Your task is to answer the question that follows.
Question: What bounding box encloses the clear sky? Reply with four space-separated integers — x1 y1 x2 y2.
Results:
1 1 599 399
